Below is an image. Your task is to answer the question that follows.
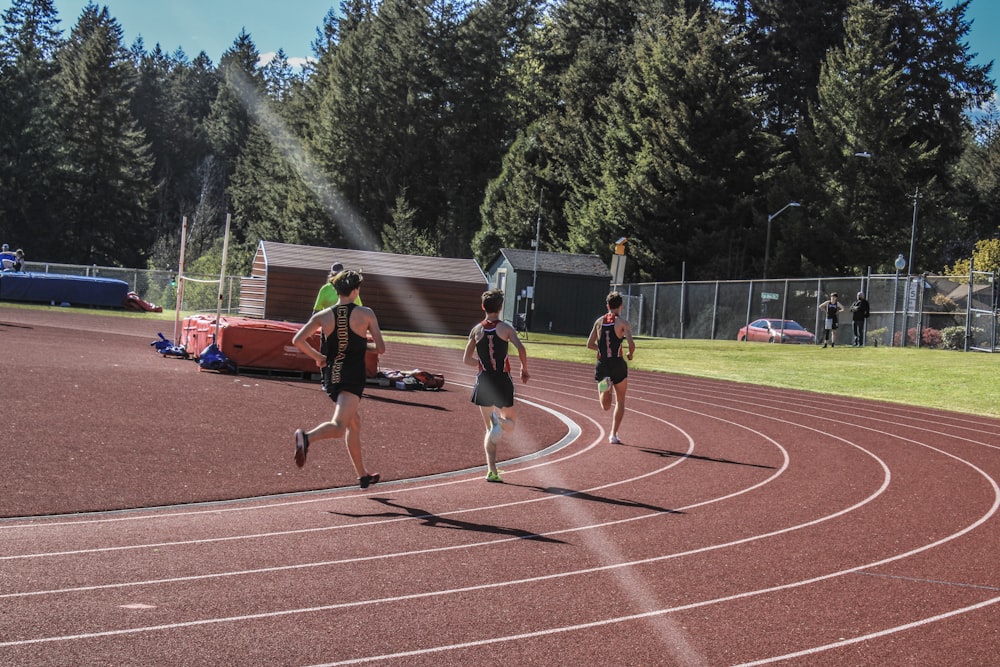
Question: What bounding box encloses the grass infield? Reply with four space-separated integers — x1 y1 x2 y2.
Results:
7 303 995 419
387 331 1000 419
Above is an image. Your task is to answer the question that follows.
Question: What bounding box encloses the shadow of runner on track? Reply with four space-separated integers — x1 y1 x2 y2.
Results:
635 445 778 470
509 484 684 516
329 497 567 544
364 393 452 410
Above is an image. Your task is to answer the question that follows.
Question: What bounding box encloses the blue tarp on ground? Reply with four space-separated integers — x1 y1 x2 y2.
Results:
0 272 129 308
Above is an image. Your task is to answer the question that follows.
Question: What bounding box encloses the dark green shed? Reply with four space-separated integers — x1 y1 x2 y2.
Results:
485 249 611 335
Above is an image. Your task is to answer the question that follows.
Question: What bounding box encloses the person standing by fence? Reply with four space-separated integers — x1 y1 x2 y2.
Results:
818 292 844 348
850 292 870 347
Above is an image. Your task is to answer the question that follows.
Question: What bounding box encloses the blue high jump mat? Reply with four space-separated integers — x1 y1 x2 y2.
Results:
0 272 130 308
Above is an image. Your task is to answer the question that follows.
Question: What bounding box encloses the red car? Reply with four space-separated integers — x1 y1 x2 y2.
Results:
738 319 816 344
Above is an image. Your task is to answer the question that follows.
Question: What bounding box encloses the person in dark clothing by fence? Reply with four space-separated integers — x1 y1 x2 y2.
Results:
850 292 871 347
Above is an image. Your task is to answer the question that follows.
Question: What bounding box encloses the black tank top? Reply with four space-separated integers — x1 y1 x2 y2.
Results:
596 312 624 361
326 303 368 385
475 319 510 373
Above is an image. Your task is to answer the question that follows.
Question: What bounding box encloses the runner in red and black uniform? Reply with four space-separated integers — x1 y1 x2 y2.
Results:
587 291 636 444
292 270 386 489
463 289 529 483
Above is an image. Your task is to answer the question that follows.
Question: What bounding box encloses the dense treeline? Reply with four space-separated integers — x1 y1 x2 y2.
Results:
1 0 997 282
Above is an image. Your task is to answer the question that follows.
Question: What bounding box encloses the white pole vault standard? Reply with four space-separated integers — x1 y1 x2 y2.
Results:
214 212 232 343
173 216 188 344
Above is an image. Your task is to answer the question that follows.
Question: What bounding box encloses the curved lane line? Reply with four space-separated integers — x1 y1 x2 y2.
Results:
3 377 995 662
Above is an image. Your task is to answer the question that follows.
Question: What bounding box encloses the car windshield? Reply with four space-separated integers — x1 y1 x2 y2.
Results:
768 320 805 330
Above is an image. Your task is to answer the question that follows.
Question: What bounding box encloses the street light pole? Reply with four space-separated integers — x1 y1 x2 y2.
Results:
908 187 919 275
892 253 906 347
764 202 800 280
529 187 543 330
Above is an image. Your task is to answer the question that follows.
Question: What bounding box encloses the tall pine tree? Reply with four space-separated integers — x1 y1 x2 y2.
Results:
570 2 770 281
52 2 152 266
0 0 63 256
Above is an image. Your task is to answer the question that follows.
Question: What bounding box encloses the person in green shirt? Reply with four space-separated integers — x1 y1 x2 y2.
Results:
314 262 362 312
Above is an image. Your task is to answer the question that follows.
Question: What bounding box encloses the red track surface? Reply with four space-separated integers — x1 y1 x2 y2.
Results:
2 307 999 665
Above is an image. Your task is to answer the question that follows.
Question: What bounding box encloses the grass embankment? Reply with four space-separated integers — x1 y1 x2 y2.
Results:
386 331 1000 419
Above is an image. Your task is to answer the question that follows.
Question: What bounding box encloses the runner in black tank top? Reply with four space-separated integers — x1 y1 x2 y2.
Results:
587 292 636 445
463 289 529 483
291 270 387 488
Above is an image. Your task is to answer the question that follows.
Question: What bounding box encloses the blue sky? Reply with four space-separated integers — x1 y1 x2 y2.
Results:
50 0 336 67
43 1 1000 77
959 0 999 72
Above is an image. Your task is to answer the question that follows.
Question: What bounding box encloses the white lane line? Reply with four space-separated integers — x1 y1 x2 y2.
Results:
0 408 707 593
5 451 984 659
0 385 797 564
640 375 1000 439
9 382 997 657
731 595 1000 666
0 391 579 529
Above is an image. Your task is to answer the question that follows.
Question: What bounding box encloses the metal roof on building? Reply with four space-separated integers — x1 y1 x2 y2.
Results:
259 241 486 283
498 248 610 278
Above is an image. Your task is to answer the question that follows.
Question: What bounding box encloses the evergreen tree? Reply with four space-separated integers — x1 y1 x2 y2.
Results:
199 31 263 259
261 48 299 101
570 2 770 281
479 0 642 270
428 0 538 257
142 49 220 269
359 0 440 246
946 102 1000 270
724 0 849 140
381 189 438 255
131 43 175 230
307 0 381 250
228 121 304 270
474 127 550 266
51 3 153 266
0 0 63 256
875 0 993 272
798 0 990 275
228 50 329 272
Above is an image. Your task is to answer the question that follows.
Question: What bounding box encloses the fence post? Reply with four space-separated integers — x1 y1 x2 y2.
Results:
711 281 720 340
650 282 658 338
964 259 973 351
743 281 753 340
780 279 789 322
915 275 925 348
679 262 686 340
815 279 823 340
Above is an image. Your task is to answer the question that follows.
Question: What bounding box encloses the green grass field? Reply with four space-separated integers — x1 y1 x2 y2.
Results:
8 303 995 419
387 331 1000 419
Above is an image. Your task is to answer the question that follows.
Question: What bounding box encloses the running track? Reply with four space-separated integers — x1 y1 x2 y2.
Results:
2 308 1000 665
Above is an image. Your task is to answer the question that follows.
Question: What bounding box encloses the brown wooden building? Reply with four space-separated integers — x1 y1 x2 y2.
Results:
239 241 487 335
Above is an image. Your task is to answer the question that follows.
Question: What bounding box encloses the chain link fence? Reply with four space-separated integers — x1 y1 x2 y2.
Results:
619 272 998 351
14 261 997 351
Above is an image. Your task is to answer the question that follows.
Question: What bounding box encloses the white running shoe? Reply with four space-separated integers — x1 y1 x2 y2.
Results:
608 434 622 444
598 377 611 393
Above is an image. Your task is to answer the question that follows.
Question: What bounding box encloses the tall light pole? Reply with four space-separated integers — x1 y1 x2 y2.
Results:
764 202 800 280
908 187 920 274
525 187 545 331
892 253 906 347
